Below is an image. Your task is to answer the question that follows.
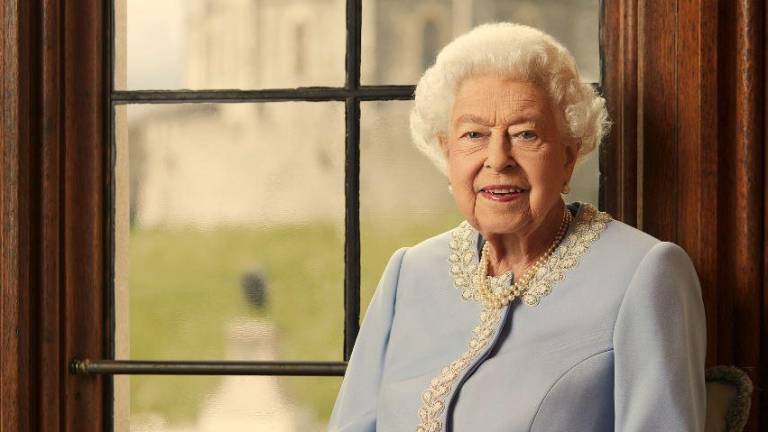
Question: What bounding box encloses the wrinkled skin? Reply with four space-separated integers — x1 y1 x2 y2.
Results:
439 73 579 275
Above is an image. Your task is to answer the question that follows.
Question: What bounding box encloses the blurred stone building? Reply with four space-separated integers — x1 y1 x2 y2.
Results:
128 0 599 228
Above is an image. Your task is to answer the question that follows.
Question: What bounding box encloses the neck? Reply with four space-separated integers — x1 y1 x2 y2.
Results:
483 202 566 276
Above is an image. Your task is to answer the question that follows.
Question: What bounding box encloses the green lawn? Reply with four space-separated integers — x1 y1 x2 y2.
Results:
128 212 461 425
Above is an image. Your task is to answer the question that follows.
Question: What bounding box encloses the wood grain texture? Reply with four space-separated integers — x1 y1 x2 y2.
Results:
1 0 107 431
62 0 107 430
37 0 62 430
711 1 765 429
764 0 768 422
639 0 678 240
677 0 721 371
600 0 638 225
1 0 21 427
604 0 766 429
1 1 31 431
728 1 764 428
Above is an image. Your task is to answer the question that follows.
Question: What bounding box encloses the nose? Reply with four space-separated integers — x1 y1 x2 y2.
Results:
484 130 516 172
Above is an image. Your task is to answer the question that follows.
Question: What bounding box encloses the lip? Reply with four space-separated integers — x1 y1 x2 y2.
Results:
478 184 529 202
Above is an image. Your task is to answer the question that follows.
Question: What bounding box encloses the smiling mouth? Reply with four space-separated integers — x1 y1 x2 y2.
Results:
480 187 527 194
479 185 529 195
478 185 528 202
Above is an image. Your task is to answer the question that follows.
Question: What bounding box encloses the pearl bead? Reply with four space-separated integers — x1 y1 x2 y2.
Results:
476 206 572 308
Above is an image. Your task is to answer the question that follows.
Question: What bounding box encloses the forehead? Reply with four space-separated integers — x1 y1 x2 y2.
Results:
450 74 552 123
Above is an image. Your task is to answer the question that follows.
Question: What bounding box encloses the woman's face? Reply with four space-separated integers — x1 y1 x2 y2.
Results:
440 73 578 238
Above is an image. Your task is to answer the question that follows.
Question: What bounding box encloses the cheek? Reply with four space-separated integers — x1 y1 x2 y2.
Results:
447 154 479 188
528 154 567 195
447 158 480 212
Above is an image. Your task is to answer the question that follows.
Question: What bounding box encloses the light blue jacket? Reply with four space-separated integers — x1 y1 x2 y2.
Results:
329 202 707 431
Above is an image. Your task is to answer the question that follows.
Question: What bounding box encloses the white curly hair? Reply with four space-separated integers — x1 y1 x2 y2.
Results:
409 22 610 175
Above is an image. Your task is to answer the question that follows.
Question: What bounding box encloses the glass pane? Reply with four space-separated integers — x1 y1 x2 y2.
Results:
360 101 463 314
359 101 598 316
117 375 341 432
115 0 345 90
569 146 599 206
361 0 600 85
115 102 345 361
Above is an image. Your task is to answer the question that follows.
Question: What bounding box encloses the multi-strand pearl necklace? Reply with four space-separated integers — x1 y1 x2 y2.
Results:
476 207 573 308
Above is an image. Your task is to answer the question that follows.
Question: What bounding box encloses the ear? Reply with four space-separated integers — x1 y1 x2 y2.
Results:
563 139 580 179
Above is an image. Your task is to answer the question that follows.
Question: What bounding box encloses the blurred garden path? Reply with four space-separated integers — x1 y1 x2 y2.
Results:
131 318 322 432
195 318 320 431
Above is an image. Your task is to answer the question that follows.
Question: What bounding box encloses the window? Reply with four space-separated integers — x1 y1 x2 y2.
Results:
295 23 307 76
7 1 766 431
95 0 600 429
421 20 439 71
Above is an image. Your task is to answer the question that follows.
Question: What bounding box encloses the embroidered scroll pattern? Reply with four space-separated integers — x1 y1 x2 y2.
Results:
522 204 611 306
416 306 503 432
448 203 612 307
416 204 612 430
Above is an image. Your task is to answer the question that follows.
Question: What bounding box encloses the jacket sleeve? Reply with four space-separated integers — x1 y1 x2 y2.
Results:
328 247 408 432
613 241 707 431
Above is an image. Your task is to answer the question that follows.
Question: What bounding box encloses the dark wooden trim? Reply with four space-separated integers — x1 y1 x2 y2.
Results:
1 0 107 431
1 1 31 431
676 0 721 382
720 1 765 428
600 0 638 225
61 1 108 430
639 0 678 240
764 0 768 422
38 0 63 429
712 1 765 429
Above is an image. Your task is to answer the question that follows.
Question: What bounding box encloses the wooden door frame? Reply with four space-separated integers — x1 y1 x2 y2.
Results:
1 0 109 431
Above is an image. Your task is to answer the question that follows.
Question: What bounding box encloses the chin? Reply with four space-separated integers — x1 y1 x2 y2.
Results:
475 215 528 237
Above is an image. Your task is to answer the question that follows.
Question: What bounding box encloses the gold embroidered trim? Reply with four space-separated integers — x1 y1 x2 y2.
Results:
415 204 611 431
523 204 611 306
416 307 504 432
448 202 612 307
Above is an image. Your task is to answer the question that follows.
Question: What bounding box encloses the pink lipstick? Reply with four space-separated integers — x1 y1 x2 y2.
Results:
478 184 528 202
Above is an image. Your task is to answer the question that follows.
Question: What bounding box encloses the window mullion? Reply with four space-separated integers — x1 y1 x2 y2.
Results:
343 0 363 361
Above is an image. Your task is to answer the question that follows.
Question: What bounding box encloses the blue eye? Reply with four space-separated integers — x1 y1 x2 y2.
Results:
463 131 482 139
517 131 538 141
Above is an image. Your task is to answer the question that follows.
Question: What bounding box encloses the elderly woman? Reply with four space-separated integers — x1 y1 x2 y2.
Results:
329 22 706 431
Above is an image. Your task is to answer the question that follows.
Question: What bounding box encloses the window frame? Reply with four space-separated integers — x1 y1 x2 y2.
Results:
0 1 617 431
86 0 606 376
96 0 416 376
7 0 768 431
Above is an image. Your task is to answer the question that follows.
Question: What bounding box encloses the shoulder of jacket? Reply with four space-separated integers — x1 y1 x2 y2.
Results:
398 228 454 266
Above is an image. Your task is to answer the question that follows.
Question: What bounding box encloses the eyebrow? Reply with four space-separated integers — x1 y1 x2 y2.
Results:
454 114 493 127
453 112 541 127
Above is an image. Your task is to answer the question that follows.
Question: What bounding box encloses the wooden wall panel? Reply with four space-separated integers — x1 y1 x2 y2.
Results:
1 0 107 431
638 0 679 241
601 0 638 225
2 1 32 431
723 1 765 426
764 0 768 423
677 0 721 371
603 0 766 429
62 0 108 429
38 0 62 429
